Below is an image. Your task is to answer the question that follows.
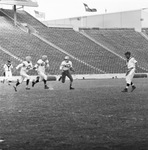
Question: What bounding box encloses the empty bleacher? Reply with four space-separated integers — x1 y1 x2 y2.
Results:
0 9 147 74
2 9 130 73
0 10 98 75
38 27 129 73
83 28 148 71
0 50 20 76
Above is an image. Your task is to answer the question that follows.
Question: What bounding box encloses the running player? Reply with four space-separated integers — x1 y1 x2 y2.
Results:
59 56 75 90
32 55 51 89
122 52 137 92
3 60 13 85
13 56 33 91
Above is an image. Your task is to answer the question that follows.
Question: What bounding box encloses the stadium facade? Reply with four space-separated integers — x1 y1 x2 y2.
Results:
43 9 148 32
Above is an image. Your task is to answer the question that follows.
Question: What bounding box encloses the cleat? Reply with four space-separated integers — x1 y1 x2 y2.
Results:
32 81 35 87
70 87 75 90
44 85 49 89
13 86 17 92
131 86 136 92
122 88 128 92
26 87 30 90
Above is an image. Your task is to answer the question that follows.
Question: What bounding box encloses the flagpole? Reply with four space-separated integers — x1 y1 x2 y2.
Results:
13 5 17 26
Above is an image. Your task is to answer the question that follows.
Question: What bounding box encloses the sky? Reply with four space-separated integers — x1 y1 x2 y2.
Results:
2 0 148 20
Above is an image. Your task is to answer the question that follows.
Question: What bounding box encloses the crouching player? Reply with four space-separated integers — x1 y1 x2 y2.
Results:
32 55 51 89
59 56 75 90
13 56 33 91
122 52 137 92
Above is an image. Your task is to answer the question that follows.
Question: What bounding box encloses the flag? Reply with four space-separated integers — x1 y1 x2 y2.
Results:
83 3 97 12
34 10 45 19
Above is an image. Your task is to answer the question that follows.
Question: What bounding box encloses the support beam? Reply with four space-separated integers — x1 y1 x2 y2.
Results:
13 5 17 26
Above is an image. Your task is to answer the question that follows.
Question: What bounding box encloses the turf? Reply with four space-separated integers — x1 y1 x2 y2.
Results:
0 78 148 150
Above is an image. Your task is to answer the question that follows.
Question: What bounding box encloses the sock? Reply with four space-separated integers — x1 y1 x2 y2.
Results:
35 77 39 84
126 83 130 89
59 76 62 81
131 82 135 87
16 81 20 87
26 79 29 87
70 82 72 88
43 79 47 86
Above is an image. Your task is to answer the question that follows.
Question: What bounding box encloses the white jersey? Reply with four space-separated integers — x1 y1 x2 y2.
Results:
60 60 72 71
126 57 137 69
35 59 49 73
3 64 13 72
16 61 33 73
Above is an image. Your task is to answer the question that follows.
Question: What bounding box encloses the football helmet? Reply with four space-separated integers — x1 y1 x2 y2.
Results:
42 55 48 61
64 56 69 60
25 56 32 62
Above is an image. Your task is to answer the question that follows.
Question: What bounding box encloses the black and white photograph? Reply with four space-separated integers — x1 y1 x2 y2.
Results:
0 0 148 149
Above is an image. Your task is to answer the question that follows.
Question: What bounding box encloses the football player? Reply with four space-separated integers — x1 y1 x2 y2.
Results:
122 52 137 92
13 56 33 91
59 56 75 90
32 55 51 89
3 60 13 85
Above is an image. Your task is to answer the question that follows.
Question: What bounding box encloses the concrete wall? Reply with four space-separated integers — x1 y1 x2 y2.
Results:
141 11 148 28
0 73 147 82
43 9 147 32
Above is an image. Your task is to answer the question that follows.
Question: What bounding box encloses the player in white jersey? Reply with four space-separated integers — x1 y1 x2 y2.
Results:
3 60 13 85
32 55 50 89
13 56 33 92
122 52 137 92
59 56 75 90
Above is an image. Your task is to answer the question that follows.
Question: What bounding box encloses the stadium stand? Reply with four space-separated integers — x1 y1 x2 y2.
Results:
0 9 147 74
0 49 20 76
83 28 148 72
142 28 148 38
38 27 129 73
1 9 130 73
0 10 99 75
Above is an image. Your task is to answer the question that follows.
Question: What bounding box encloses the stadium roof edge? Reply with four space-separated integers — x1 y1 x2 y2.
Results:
0 0 38 7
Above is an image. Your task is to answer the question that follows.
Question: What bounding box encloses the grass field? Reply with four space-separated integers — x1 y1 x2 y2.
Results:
0 78 148 150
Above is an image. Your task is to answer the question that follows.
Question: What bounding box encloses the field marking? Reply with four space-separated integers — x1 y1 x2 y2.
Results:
98 114 114 118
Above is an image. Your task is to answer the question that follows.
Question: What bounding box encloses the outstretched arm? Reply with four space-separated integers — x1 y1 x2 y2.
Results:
16 63 23 70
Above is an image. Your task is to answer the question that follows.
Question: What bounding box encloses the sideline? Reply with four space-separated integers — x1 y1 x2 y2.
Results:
0 73 147 82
